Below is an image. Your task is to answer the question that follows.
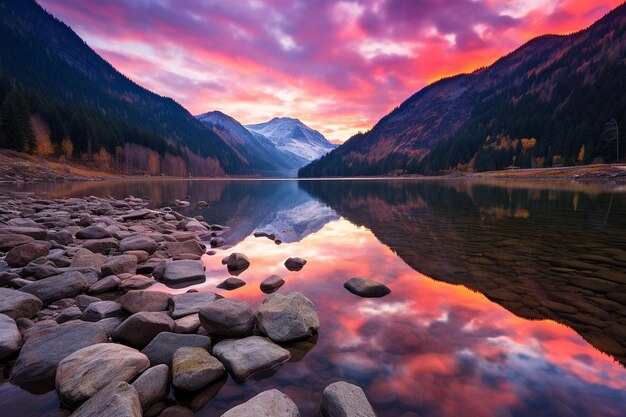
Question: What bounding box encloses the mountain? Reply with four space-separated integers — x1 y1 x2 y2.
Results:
299 4 626 177
196 111 307 176
246 117 337 163
0 0 253 176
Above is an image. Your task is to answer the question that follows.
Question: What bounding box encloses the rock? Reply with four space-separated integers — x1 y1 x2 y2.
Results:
101 255 138 276
212 336 291 382
284 257 306 271
75 226 111 240
19 271 88 305
142 332 211 366
321 381 377 417
170 292 222 319
81 238 119 254
0 233 34 251
174 314 201 334
217 277 246 290
132 364 170 408
196 201 208 207
0 287 43 319
81 301 126 322
120 235 158 255
88 275 121 294
11 321 108 386
225 253 250 272
0 226 47 239
56 343 150 407
22 262 59 279
118 291 170 313
167 240 205 259
69 381 141 417
122 209 153 221
121 275 156 291
47 230 73 246
6 242 49 267
209 237 226 248
159 260 206 286
75 294 101 311
112 312 176 349
125 250 150 263
172 347 225 391
56 306 83 323
198 299 254 338
260 275 285 294
98 317 126 336
70 249 107 269
221 389 300 417
0 313 22 360
160 405 195 417
344 278 391 298
256 292 320 343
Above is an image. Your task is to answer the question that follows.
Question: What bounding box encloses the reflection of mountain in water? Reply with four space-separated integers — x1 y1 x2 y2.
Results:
300 179 626 365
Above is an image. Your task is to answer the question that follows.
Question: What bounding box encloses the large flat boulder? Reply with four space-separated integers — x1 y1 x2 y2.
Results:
198 298 254 338
170 292 221 319
221 389 300 417
56 343 150 408
212 336 290 382
321 381 377 417
142 332 211 366
11 321 108 387
256 292 320 343
69 381 141 417
160 260 206 286
120 235 158 255
19 271 88 305
118 290 170 313
0 287 42 319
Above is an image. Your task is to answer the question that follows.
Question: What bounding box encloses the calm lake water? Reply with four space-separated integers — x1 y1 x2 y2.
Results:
2 178 626 417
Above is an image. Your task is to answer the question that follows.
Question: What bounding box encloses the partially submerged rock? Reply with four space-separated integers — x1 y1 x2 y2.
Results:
225 253 250 272
142 332 211 366
284 257 307 271
131 364 170 409
111 312 176 349
55 343 150 408
69 381 142 417
256 292 320 343
321 381 377 417
198 298 254 338
221 389 300 417
217 277 246 290
170 292 222 319
344 277 391 298
160 260 206 285
260 275 285 294
212 336 290 382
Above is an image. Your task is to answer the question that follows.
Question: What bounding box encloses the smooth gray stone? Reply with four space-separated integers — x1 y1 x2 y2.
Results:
75 294 101 311
0 313 22 360
284 257 307 271
120 235 158 255
161 260 206 285
131 364 170 408
221 389 300 417
75 226 111 240
47 230 73 246
172 347 225 391
19 271 88 305
98 317 127 336
69 381 141 417
0 233 34 251
174 314 200 334
344 277 391 298
120 275 156 291
56 343 150 408
111 312 175 349
170 292 221 319
321 381 377 417
225 253 250 271
81 301 126 322
101 255 137 277
212 336 290 382
0 287 42 319
56 306 83 323
255 292 320 343
198 298 254 338
260 275 285 294
0 226 47 239
142 332 211 366
70 249 107 269
11 321 108 386
88 275 121 294
216 277 246 290
118 290 170 313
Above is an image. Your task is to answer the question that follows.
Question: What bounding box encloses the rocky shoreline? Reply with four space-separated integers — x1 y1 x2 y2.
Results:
0 192 383 417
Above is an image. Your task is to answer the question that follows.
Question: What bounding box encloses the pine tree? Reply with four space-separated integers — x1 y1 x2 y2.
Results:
1 89 34 152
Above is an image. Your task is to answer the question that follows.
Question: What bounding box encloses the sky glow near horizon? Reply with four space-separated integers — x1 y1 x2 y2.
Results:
39 0 623 143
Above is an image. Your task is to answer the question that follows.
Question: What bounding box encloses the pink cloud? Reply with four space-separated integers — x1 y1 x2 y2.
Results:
37 0 623 142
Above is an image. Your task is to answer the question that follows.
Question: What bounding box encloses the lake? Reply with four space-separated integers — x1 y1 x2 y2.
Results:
1 178 626 417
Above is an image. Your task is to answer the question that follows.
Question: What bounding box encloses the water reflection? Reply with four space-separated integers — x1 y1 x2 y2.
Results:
2 179 626 417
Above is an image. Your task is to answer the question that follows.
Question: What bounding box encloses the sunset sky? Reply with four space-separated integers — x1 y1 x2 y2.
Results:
39 0 623 143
